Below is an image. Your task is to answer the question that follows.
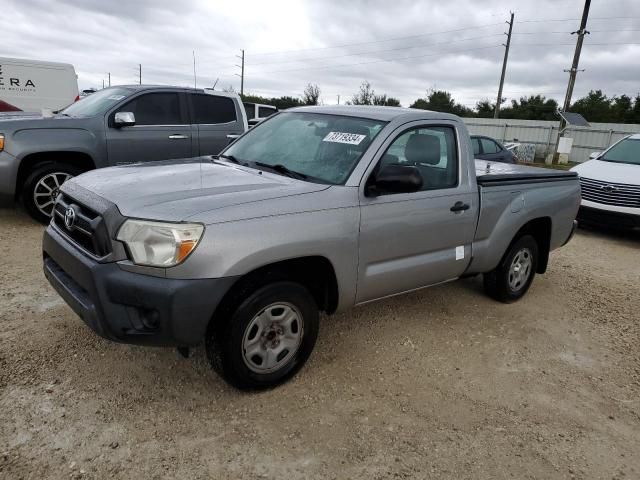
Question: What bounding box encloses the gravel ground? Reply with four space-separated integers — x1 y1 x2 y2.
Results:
1 207 639 480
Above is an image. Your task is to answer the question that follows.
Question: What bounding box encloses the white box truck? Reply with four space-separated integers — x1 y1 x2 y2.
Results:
0 57 79 112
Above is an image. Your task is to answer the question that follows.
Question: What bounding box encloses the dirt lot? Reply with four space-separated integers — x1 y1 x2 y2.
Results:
1 208 639 480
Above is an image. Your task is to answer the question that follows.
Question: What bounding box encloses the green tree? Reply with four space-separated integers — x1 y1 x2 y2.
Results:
475 99 495 118
240 94 303 110
570 90 612 123
500 95 558 121
630 95 640 124
373 94 401 106
302 83 321 105
350 81 376 105
410 90 472 117
610 94 633 123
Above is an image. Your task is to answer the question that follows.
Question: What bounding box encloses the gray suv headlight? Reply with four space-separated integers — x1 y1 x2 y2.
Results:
116 219 204 267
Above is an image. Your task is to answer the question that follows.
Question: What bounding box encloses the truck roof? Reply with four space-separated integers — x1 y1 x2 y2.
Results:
289 105 462 123
116 85 239 98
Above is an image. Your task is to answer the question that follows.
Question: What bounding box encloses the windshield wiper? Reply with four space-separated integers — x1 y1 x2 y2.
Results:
253 162 308 180
217 154 241 164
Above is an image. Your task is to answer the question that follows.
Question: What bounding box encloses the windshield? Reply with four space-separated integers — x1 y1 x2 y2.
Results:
61 87 134 117
223 112 387 184
600 138 640 165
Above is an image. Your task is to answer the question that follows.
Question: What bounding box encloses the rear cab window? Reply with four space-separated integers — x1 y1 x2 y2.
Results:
258 106 277 118
191 94 237 124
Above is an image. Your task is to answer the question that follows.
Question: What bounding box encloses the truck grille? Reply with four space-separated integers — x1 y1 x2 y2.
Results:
579 177 640 208
53 194 112 257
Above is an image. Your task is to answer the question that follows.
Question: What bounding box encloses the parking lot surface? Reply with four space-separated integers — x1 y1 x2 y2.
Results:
1 208 639 479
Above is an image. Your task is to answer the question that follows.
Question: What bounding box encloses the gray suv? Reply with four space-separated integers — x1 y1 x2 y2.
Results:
0 86 247 222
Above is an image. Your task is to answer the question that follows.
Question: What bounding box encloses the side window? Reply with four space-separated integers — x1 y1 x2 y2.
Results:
243 103 255 119
472 137 481 156
258 106 276 118
378 125 458 192
480 138 500 154
191 94 237 124
118 93 183 125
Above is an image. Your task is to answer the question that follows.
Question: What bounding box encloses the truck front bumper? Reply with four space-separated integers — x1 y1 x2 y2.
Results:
43 225 238 347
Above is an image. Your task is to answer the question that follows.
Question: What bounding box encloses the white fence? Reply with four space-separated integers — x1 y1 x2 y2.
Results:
462 118 640 163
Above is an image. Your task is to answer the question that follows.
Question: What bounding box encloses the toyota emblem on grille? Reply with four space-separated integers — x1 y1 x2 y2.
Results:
64 206 77 231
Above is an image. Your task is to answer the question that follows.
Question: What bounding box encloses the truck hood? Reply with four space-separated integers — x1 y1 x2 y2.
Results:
571 159 640 185
0 112 87 127
62 158 330 222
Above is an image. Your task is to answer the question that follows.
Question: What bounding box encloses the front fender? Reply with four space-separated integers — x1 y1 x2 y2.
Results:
166 207 361 312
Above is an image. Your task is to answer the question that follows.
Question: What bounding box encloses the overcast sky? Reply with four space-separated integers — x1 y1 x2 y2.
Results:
3 0 639 107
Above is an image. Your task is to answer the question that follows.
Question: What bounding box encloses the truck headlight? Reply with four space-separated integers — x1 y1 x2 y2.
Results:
0 134 4 152
116 219 204 267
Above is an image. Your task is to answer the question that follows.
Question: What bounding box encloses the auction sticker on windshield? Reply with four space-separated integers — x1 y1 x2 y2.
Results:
323 131 367 145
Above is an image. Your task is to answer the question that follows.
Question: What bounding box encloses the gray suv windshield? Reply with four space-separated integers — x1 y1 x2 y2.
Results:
224 112 386 184
61 87 134 117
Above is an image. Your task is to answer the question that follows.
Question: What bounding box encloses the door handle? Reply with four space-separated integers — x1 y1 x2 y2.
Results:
450 201 470 212
168 134 189 139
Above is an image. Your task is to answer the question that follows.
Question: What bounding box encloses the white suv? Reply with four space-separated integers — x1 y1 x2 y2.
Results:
571 134 640 229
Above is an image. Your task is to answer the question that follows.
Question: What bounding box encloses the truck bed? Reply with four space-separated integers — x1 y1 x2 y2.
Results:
475 160 577 186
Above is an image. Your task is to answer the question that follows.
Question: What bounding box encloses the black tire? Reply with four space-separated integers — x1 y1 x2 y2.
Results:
483 234 539 303
206 281 319 390
22 162 83 224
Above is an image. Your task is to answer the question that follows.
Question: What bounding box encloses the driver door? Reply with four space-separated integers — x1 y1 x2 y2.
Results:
356 122 477 303
106 91 193 165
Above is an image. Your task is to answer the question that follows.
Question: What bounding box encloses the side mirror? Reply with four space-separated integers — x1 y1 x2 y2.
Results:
589 151 602 160
114 111 136 128
368 164 423 196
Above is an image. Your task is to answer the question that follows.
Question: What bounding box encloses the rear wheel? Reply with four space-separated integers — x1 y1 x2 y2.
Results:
206 281 319 390
484 235 538 303
22 162 82 223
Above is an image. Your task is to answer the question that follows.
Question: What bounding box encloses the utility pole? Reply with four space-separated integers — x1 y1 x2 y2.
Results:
494 12 514 118
553 0 591 162
192 51 197 88
108 72 111 87
235 49 245 96
102 79 105 89
561 0 591 119
337 94 340 105
139 64 142 85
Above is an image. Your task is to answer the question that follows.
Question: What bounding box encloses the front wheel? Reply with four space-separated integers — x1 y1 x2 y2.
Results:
22 162 82 223
483 235 539 303
206 281 319 390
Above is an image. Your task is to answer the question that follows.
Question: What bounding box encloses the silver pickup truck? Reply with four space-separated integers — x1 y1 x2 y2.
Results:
42 106 580 389
0 86 247 222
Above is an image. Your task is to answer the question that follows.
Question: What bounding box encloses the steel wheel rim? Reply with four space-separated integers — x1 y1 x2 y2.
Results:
242 302 304 373
33 172 73 218
508 247 532 292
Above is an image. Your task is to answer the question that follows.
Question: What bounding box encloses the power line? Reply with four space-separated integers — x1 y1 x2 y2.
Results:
247 33 505 67
517 16 640 23
247 22 505 57
512 42 640 46
245 44 502 76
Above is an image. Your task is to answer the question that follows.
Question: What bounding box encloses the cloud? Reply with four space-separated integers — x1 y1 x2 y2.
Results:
1 0 638 107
